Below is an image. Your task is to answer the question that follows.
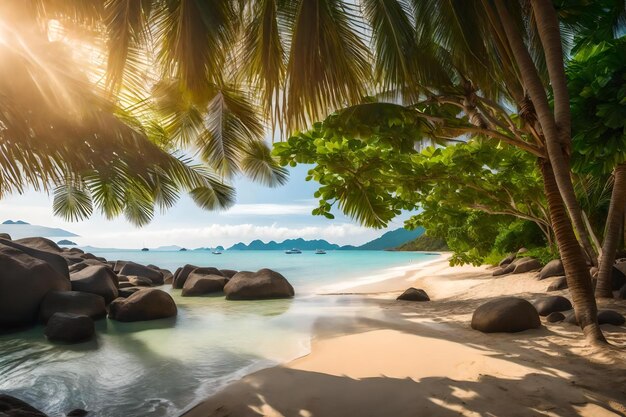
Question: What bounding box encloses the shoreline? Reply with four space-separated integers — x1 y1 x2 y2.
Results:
182 256 626 417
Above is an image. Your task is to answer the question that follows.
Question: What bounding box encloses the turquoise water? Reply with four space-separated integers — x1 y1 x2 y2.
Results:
0 250 437 416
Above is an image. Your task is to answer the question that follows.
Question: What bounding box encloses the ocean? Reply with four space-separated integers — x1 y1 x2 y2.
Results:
0 250 438 416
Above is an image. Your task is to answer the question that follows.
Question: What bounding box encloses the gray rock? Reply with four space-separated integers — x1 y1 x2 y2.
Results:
396 288 430 301
127 275 154 287
538 259 564 280
119 262 164 285
471 297 540 333
0 238 69 280
0 233 11 240
182 273 228 296
172 264 200 289
220 269 238 278
512 258 542 274
547 276 568 291
70 265 118 303
45 313 94 343
225 269 295 300
498 253 516 267
39 291 106 323
546 312 565 323
564 309 625 326
532 295 572 316
108 289 177 322
0 244 70 327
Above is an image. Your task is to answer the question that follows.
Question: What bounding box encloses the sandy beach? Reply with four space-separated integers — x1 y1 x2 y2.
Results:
183 254 626 417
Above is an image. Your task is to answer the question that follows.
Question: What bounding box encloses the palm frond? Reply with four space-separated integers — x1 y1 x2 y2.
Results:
53 182 94 222
241 141 289 187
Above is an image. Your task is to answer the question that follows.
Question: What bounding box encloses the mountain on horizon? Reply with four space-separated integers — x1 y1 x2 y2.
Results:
226 228 425 251
0 220 78 239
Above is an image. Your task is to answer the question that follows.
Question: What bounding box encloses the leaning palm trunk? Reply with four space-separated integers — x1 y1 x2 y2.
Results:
596 164 626 298
540 161 606 343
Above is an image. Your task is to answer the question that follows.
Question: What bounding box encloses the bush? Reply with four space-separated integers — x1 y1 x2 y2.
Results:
493 221 546 253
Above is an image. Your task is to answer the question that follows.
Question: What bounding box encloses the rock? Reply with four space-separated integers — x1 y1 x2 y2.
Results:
118 282 135 289
512 257 542 274
67 409 89 417
471 297 540 333
0 394 48 416
68 259 105 273
127 275 154 287
45 313 94 343
517 248 528 254
598 310 625 326
546 311 565 323
117 274 129 282
39 291 106 323
108 289 177 322
0 245 70 327
15 237 63 253
172 264 200 289
224 269 295 300
501 258 523 274
538 259 564 280
220 269 238 278
532 296 572 316
0 238 69 280
162 269 174 285
119 262 164 285
609 265 626 290
66 247 84 254
492 267 507 277
118 287 142 298
547 276 568 291
0 232 11 240
498 253 516 267
618 284 626 299
396 288 430 301
70 265 118 303
182 273 228 296
113 260 128 274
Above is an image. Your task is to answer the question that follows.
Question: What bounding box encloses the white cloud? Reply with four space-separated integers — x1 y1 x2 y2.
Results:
220 203 315 216
73 223 380 249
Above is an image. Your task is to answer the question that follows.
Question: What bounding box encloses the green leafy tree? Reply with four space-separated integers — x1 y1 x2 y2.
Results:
568 38 626 297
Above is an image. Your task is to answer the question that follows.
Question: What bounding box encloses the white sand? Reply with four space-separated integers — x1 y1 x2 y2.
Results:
183 255 626 417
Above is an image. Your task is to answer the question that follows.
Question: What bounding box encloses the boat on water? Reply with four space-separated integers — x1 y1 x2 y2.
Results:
212 249 222 255
141 247 149 252
315 249 327 254
285 248 302 254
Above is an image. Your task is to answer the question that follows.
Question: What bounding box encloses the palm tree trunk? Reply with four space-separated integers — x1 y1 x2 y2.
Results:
493 0 598 266
540 160 606 344
596 164 626 298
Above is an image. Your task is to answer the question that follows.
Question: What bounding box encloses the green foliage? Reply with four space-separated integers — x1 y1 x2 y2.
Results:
520 247 560 266
568 37 626 174
492 221 547 254
395 235 449 252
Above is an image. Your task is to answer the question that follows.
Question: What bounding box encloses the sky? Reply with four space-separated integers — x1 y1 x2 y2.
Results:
0 164 412 249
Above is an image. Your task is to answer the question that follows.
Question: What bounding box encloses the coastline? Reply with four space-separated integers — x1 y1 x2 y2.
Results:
182 255 626 417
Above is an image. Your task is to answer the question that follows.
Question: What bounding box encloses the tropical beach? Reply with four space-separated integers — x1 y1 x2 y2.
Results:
2 1 626 416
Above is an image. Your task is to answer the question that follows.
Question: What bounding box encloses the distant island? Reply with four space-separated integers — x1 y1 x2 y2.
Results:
2 220 30 225
0 220 78 239
57 239 77 246
227 227 425 251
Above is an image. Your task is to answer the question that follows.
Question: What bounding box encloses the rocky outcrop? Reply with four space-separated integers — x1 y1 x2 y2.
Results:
70 265 118 303
0 233 11 240
0 238 69 280
564 309 626 326
0 394 48 417
538 259 564 280
608 265 626 291
39 290 106 323
182 273 228 296
546 311 565 323
127 276 154 287
512 258 542 274
108 289 177 322
45 313 94 343
498 253 516 267
172 264 200 289
220 269 238 278
119 262 164 285
224 269 295 300
471 297 540 333
15 237 63 253
396 288 430 301
531 296 572 316
547 276 568 291
0 245 70 327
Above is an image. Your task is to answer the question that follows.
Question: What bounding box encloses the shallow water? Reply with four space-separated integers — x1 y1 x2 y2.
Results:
0 250 435 416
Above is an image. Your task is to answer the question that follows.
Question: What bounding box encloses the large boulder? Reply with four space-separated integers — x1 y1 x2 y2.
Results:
618 284 626 300
39 291 106 323
564 309 626 326
546 312 565 323
471 297 541 333
512 258 542 274
220 269 238 279
538 259 564 280
0 238 69 280
45 312 94 343
161 269 174 285
498 253 516 267
182 273 228 296
0 245 70 327
396 288 430 301
15 237 63 253
113 260 128 274
0 394 48 417
607 265 626 291
531 295 572 316
224 269 295 300
108 289 177 322
127 276 154 287
547 276 568 291
70 265 118 303
119 262 164 285
68 259 105 273
0 233 11 240
172 264 200 289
